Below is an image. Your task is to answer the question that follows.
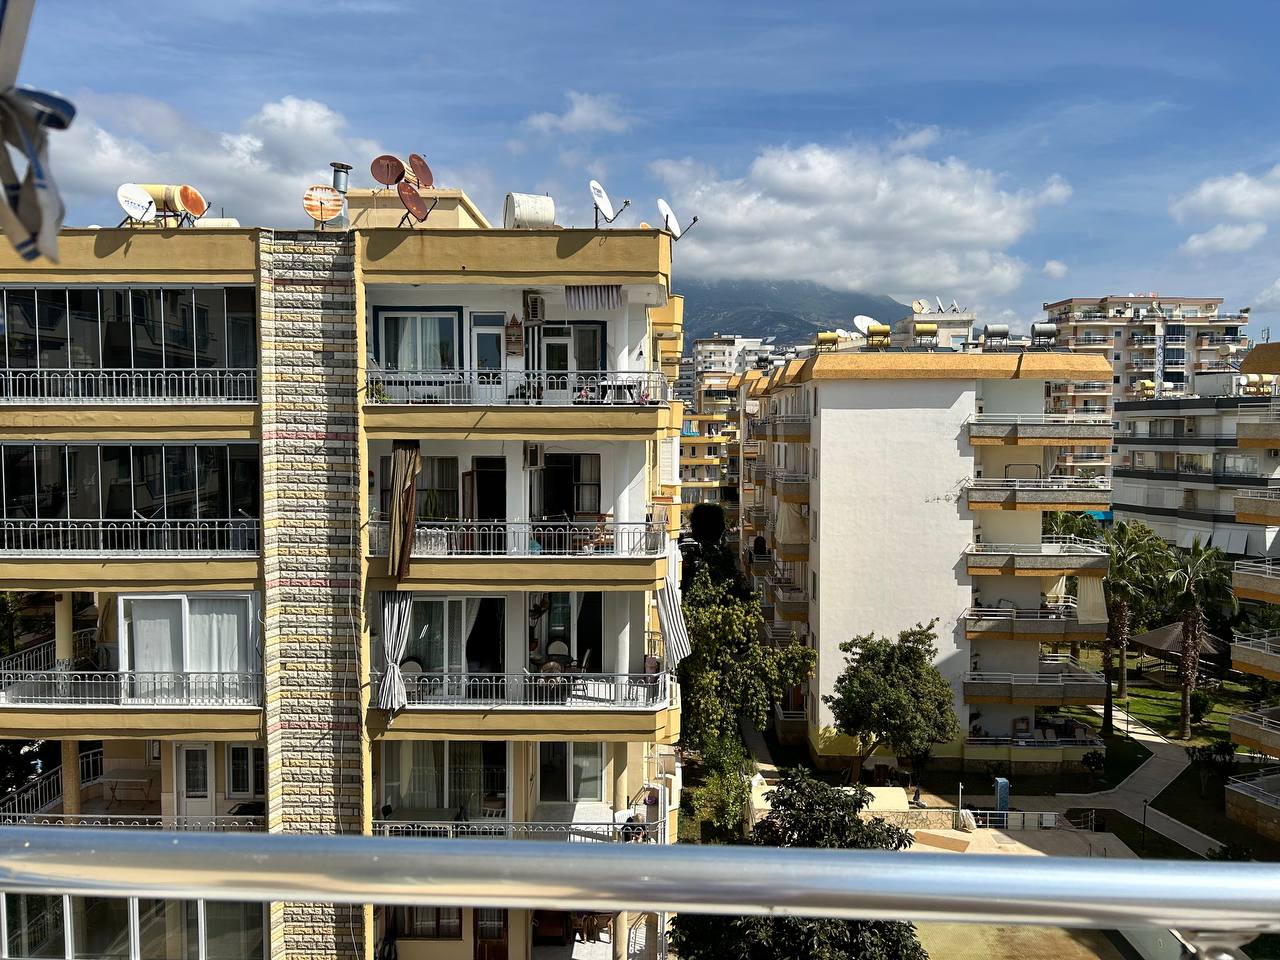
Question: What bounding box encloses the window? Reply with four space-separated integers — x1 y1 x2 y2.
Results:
377 312 458 370
228 744 266 798
119 593 258 676
380 455 458 518
395 906 463 940
381 741 508 819
533 592 602 670
146 740 161 765
538 742 603 803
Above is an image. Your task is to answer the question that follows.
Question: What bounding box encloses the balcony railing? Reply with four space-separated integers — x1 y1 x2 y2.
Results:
0 368 258 403
0 671 263 707
372 671 670 709
970 413 1111 426
0 748 101 817
1234 631 1280 657
964 602 1081 621
369 517 666 559
966 477 1112 492
963 657 1105 687
366 369 669 406
0 518 260 557
964 735 1104 748
374 819 666 843
0 639 54 673
967 535 1106 556
0 813 265 830
1226 767 1280 810
1234 559 1280 580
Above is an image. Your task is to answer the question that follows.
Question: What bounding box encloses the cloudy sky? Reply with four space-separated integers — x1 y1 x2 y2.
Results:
22 0 1280 327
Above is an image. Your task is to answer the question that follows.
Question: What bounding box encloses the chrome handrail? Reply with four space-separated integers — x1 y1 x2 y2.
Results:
366 368 669 406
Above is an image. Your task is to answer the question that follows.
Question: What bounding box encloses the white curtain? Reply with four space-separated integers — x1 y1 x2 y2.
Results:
128 599 182 674
449 741 483 814
188 598 248 673
422 317 443 369
565 285 622 311
405 741 445 812
1077 576 1108 625
464 598 482 658
378 591 412 711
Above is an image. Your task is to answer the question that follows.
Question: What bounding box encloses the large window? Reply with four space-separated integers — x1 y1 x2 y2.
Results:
381 741 508 820
120 593 258 676
376 312 459 370
393 906 463 940
541 453 601 518
395 596 505 677
538 742 604 803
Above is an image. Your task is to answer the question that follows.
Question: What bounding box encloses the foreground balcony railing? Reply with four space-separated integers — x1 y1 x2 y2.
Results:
366 369 669 406
0 518 261 557
0 671 263 707
966 477 1111 492
1229 704 1280 745
0 813 264 830
372 671 670 710
0 368 258 403
2 830 1277 956
375 819 665 843
967 535 1105 556
369 517 666 558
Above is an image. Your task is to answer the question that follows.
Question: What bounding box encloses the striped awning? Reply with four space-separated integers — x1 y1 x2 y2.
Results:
565 284 622 312
657 539 690 667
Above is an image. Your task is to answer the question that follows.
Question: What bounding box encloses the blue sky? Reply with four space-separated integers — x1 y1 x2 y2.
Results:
22 0 1280 328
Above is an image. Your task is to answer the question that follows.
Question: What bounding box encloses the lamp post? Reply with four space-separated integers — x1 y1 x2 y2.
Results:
1142 799 1149 853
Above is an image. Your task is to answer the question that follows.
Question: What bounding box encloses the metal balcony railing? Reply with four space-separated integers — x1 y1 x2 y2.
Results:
1232 705 1280 735
967 536 1106 556
0 813 265 830
1234 559 1280 579
0 368 258 403
969 413 1111 425
374 819 666 843
963 657 1105 686
966 477 1112 492
1 829 1277 957
964 735 1104 748
0 748 101 817
371 671 670 709
963 601 1084 622
368 517 667 559
0 518 261 557
0 671 263 707
0 640 54 674
366 369 669 406
1226 768 1280 809
1233 632 1280 656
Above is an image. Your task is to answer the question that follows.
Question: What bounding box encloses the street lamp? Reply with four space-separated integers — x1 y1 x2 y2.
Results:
1141 798 1149 853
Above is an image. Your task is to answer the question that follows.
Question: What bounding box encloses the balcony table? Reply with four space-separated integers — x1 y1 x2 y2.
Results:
104 769 156 808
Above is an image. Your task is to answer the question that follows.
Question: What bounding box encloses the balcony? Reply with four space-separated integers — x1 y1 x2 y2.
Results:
765 570 808 621
772 471 809 502
1228 705 1280 758
741 440 761 459
965 477 1111 511
963 657 1107 706
966 536 1109 576
963 603 1107 642
1064 336 1111 348
1235 400 1280 449
374 818 666 844
372 671 671 711
767 415 811 443
765 515 809 562
1237 489 1280 525
1234 559 1280 605
760 621 807 646
0 670 262 707
0 368 258 403
0 518 261 558
1232 632 1280 681
968 413 1112 447
1225 768 1280 842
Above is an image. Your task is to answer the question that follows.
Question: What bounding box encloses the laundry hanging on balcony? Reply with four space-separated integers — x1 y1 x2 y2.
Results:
1076 575 1107 625
378 591 412 713
387 440 421 581
565 284 622 312
657 538 690 667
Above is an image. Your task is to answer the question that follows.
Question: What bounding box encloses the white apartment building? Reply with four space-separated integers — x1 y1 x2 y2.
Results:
674 356 695 404
691 334 774 375
1045 294 1249 411
741 350 1114 773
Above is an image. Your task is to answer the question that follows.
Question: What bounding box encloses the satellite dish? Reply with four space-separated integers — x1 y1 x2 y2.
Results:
407 153 434 189
950 299 961 313
303 184 344 224
851 315 875 336
117 183 156 223
397 181 433 227
936 296 945 313
656 198 698 240
371 155 405 186
911 299 927 314
590 180 614 220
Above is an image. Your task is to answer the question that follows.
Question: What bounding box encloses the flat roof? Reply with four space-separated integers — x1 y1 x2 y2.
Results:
772 350 1114 385
1043 295 1225 309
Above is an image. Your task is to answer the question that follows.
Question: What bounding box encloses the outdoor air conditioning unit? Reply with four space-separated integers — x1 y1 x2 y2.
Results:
523 291 546 325
1268 449 1280 459
524 441 543 469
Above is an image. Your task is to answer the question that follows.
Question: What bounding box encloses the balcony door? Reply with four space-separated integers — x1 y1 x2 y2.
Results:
177 743 214 818
471 313 505 404
541 328 573 404
475 909 507 960
120 594 257 702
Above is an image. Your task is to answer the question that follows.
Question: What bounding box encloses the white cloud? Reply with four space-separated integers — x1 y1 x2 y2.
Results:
651 142 1071 301
1255 277 1280 312
525 91 632 136
1179 222 1267 257
1042 259 1068 279
52 94 385 227
888 125 940 153
1171 165 1280 222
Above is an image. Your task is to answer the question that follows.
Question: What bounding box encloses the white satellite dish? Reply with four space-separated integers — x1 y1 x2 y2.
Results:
116 183 156 223
851 314 875 336
589 179 614 221
835 328 851 339
935 296 945 313
656 198 698 240
950 299 961 313
911 299 928 314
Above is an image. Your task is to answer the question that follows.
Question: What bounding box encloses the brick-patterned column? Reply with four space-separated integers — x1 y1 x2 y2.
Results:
259 231 368 960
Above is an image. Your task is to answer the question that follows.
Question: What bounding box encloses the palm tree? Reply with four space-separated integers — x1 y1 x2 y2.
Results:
1100 522 1171 734
1045 511 1102 541
1167 538 1236 740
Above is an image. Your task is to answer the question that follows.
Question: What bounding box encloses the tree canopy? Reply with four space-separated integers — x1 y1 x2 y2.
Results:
823 621 960 779
1167 538 1236 739
670 769 927 960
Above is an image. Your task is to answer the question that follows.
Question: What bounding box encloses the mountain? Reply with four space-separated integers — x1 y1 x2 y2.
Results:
674 278 908 349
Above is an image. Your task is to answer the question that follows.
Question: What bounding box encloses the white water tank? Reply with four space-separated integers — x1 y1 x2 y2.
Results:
503 192 555 229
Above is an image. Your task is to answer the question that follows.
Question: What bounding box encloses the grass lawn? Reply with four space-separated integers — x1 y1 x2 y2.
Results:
1150 763 1280 861
1056 706 1152 785
1115 680 1256 745
1063 807 1200 860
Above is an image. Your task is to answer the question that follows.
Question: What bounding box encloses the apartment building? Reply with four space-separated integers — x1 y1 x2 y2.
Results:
0 189 685 960
691 334 769 376
1113 370 1280 555
740 348 1114 771
1045 294 1248 409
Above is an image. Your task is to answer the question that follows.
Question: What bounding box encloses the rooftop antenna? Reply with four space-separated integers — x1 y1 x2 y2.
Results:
116 183 156 227
396 180 431 228
936 295 945 313
656 198 697 240
950 299 962 313
406 153 434 189
303 184 344 229
911 299 929 315
851 315 875 338
589 179 630 228
370 155 405 189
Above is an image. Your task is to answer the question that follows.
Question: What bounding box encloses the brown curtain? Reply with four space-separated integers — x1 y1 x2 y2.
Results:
388 440 422 581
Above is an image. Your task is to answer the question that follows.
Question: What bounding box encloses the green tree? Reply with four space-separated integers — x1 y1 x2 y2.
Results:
823 621 960 783
1167 539 1236 740
1189 689 1213 727
670 769 928 960
1101 521 1171 731
680 568 815 753
1081 749 1105 785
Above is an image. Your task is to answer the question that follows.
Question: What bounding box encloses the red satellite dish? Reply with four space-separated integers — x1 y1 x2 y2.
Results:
408 153 433 189
371 155 405 186
397 181 429 222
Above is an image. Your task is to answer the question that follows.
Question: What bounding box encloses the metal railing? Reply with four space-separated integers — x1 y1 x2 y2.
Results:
366 369 669 406
0 747 102 817
0 830 1276 956
1235 488 1280 501
876 809 1061 831
0 813 265 830
374 671 670 709
1237 399 1280 422
967 535 1105 555
963 602 1086 622
1233 631 1280 656
1225 768 1280 810
1231 706 1280 735
0 518 260 556
965 735 1104 748
1234 559 1280 579
369 517 667 558
1064 336 1111 347
0 671 263 706
969 413 1111 425
963 657 1105 686
0 368 258 403
966 477 1111 491
0 640 54 673
374 819 665 843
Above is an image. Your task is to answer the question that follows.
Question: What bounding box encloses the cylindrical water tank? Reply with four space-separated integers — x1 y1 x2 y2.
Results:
913 322 937 337
1031 322 1058 340
138 184 207 217
815 331 839 347
983 324 1010 339
867 323 891 338
503 193 556 229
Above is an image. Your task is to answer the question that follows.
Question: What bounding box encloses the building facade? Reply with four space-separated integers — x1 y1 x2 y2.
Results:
0 201 685 960
740 349 1114 772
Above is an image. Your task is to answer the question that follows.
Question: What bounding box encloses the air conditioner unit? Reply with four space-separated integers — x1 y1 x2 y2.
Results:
1268 449 1280 459
524 442 543 469
523 291 546 325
